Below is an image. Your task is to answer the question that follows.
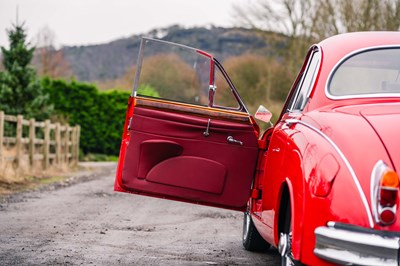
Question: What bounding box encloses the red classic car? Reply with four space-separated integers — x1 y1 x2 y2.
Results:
115 32 400 265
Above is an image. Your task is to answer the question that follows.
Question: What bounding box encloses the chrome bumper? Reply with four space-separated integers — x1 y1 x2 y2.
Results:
314 222 400 266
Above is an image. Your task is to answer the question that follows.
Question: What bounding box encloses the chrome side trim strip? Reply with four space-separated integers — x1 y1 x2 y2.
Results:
285 119 375 228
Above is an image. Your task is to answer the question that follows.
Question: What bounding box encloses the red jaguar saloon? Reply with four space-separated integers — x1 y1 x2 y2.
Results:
115 32 400 265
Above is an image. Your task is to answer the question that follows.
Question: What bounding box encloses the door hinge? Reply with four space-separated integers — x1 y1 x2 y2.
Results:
258 139 267 150
251 189 261 199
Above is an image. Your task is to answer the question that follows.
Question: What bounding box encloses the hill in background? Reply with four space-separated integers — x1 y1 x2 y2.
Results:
60 25 286 83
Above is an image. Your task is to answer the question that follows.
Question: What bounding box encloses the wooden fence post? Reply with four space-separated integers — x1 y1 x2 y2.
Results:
29 118 35 167
16 115 23 168
0 111 4 166
64 126 70 164
43 120 50 169
55 123 61 165
71 127 76 165
75 125 80 164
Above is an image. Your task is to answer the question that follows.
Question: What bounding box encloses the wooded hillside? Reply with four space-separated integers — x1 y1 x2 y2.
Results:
59 26 286 83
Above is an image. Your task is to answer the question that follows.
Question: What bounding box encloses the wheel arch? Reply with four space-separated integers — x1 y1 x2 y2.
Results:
275 178 294 236
277 181 291 237
276 178 304 262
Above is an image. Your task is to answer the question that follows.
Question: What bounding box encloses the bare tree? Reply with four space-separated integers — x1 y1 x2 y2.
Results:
0 57 4 71
338 0 400 31
235 0 400 39
33 26 72 79
312 0 400 37
234 0 400 81
234 0 323 74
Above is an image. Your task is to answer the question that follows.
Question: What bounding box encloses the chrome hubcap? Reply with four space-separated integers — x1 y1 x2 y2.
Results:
279 232 294 266
278 232 288 255
243 212 250 241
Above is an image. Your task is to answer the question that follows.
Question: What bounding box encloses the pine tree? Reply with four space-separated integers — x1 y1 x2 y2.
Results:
0 23 53 119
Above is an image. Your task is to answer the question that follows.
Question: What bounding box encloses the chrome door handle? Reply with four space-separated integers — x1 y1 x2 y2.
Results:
227 136 243 146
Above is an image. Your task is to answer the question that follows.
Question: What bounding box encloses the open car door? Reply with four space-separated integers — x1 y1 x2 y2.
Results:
115 38 260 211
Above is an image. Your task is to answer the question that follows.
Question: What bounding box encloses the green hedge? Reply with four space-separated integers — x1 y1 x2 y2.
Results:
42 78 130 155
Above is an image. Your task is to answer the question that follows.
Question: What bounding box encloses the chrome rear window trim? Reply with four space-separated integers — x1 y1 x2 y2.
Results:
325 45 400 100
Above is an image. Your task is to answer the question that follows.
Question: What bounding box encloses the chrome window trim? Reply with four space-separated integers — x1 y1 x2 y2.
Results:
303 46 322 107
325 45 400 100
285 119 375 228
288 45 322 111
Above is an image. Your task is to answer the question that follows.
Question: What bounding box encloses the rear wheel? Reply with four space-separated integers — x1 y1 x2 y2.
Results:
242 210 270 251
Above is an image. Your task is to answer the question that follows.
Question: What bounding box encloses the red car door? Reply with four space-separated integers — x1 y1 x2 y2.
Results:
115 38 259 211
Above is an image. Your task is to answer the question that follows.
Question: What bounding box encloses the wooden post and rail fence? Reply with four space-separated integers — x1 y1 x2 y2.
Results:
0 111 80 171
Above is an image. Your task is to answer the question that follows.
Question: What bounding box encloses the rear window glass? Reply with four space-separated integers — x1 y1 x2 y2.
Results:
328 48 400 97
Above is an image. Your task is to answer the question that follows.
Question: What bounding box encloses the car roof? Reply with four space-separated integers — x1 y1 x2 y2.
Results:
319 31 400 59
304 32 400 111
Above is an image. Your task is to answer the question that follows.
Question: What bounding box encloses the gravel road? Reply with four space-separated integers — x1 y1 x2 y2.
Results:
0 162 280 265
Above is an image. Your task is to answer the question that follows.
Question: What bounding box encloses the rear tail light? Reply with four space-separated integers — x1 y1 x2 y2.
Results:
371 161 399 225
380 208 396 224
379 169 399 207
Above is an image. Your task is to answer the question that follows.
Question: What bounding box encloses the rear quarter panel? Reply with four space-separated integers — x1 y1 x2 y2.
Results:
280 115 377 265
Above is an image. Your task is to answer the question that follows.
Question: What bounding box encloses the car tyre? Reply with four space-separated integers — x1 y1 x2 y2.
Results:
278 200 299 266
242 210 271 251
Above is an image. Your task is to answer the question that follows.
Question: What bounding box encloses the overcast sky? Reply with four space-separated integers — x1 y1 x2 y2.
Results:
0 0 245 48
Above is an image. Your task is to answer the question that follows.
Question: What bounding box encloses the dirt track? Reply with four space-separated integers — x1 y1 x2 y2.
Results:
0 163 280 265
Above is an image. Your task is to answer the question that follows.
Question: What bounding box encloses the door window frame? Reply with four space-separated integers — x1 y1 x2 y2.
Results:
132 37 248 113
